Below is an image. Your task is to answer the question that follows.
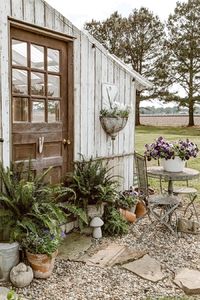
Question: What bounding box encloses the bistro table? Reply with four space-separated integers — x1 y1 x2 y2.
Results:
147 166 199 195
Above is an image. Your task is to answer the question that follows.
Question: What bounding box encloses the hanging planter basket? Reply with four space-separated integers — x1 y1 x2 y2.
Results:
100 116 128 140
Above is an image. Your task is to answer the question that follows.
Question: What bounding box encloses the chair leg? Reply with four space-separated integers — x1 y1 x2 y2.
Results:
184 194 199 222
137 204 179 241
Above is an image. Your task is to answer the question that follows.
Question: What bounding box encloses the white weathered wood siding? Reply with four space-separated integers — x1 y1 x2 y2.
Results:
0 0 140 189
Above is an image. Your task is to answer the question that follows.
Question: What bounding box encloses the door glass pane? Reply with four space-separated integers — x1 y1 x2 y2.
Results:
32 101 45 122
12 39 27 67
31 44 44 69
12 97 28 122
48 75 60 97
47 49 60 72
31 72 45 96
12 69 28 95
48 100 60 122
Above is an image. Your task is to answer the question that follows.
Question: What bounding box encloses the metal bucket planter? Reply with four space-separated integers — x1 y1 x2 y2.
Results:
0 242 19 281
87 203 105 219
161 157 185 172
100 116 128 140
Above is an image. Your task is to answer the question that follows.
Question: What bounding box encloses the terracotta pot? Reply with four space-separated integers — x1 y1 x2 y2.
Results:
119 208 136 223
26 249 58 279
135 201 147 218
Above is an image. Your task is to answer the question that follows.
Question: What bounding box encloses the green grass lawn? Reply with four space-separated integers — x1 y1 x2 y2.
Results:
135 125 200 193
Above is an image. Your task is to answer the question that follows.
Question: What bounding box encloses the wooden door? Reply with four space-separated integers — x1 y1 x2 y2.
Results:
10 27 74 183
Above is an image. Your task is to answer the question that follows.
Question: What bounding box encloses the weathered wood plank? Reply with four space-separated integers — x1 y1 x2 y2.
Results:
87 41 95 157
100 53 108 157
80 33 89 156
11 0 23 19
23 0 35 23
0 0 11 166
34 0 45 27
73 33 81 160
94 47 102 157
44 2 55 29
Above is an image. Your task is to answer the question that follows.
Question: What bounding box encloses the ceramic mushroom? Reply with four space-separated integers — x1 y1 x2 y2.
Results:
90 217 104 239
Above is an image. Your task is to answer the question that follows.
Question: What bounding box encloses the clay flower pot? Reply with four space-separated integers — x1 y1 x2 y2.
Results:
26 249 58 279
119 208 136 223
135 200 147 218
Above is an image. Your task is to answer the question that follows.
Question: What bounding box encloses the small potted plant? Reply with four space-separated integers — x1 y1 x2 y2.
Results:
144 136 199 172
100 101 131 140
115 192 138 223
21 227 62 279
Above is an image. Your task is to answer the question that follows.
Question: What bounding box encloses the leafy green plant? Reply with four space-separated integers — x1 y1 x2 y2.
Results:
65 156 119 209
21 227 62 256
7 290 22 300
103 205 129 235
115 192 137 210
0 163 73 242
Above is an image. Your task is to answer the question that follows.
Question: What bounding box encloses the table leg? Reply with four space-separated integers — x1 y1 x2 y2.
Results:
168 179 173 195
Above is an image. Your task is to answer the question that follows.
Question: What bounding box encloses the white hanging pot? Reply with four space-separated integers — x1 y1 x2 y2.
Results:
161 157 185 172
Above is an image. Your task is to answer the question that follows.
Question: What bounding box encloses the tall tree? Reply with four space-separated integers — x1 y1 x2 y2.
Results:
166 0 200 126
85 9 165 125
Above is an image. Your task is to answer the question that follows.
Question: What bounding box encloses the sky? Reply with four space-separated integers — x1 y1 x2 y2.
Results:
45 0 187 29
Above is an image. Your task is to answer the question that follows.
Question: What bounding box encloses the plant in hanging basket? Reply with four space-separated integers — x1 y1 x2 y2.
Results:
100 101 131 140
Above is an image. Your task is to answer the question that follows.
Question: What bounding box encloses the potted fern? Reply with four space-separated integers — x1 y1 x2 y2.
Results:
0 163 75 279
65 156 119 221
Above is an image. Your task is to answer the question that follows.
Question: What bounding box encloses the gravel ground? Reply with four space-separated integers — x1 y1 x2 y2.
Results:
1 202 200 300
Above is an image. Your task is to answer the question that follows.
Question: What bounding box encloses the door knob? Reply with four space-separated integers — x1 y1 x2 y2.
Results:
63 138 71 145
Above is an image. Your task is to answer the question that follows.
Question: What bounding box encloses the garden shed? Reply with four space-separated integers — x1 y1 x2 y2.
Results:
0 0 151 189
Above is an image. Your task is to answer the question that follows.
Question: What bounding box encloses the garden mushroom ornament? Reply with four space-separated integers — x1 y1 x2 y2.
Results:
90 217 104 239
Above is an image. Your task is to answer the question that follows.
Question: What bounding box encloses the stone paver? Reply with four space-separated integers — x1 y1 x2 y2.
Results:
58 232 92 260
174 268 200 295
122 254 166 282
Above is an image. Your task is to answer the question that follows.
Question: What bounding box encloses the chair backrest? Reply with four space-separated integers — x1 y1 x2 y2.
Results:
134 152 149 200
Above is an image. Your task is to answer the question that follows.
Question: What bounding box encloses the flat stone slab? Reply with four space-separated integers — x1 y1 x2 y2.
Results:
174 268 200 295
58 232 92 260
122 254 165 282
0 287 9 300
83 243 146 267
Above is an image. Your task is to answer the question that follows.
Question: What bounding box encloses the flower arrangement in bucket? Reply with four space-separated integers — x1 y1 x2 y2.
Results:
144 136 199 172
100 87 131 140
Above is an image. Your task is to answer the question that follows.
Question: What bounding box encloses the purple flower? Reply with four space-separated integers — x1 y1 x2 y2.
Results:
144 137 199 161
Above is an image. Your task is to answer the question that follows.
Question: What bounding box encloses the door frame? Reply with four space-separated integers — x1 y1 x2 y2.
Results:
9 20 74 173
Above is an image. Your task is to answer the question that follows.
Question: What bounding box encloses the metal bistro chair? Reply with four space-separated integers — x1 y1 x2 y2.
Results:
134 152 181 237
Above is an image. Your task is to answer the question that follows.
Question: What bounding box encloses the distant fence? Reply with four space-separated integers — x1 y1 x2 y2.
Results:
140 114 200 126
